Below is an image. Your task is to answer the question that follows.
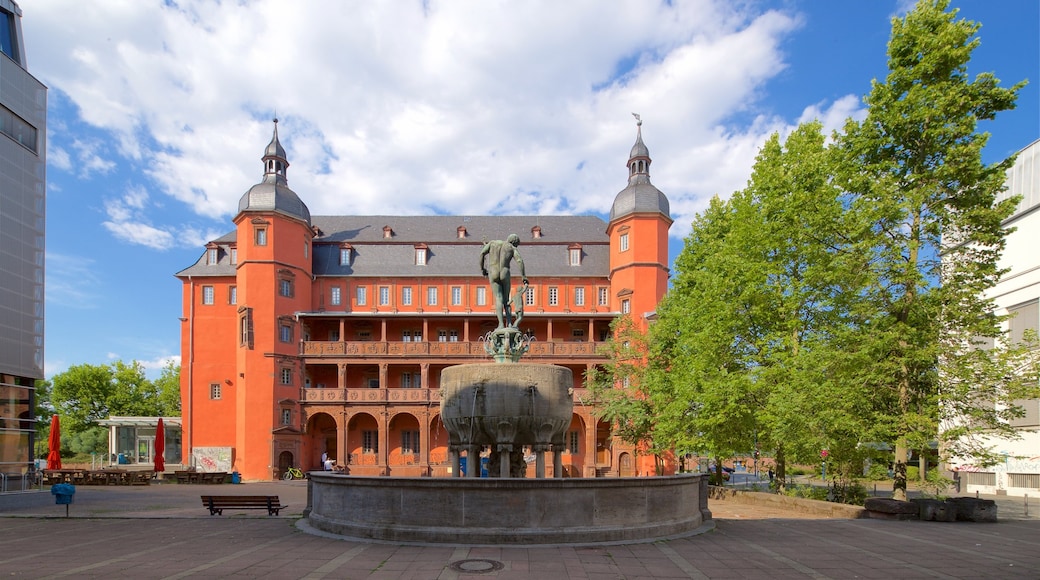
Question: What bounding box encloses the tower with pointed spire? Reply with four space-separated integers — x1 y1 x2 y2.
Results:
606 116 672 328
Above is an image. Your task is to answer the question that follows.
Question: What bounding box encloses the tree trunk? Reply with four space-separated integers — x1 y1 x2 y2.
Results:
893 442 908 501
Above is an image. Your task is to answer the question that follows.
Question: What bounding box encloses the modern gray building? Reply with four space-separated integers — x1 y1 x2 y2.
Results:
0 0 46 492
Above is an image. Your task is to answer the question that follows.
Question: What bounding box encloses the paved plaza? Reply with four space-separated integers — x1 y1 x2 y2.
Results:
1 481 1039 578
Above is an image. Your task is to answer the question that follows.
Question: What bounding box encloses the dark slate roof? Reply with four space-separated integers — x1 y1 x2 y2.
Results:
176 215 610 278
312 215 609 278
237 180 311 225
175 246 237 277
609 180 671 221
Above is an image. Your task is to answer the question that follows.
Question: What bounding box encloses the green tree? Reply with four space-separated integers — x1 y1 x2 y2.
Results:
153 360 182 416
834 0 1026 500
50 360 164 433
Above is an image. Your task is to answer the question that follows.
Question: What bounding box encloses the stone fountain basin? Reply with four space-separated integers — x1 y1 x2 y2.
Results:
305 473 710 545
440 363 573 446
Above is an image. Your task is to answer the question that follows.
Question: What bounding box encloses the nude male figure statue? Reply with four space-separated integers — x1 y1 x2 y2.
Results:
479 234 528 329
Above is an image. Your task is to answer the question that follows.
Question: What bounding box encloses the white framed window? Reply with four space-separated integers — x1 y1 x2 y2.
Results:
356 286 367 306
427 286 438 306
202 286 214 305
303 242 308 258
401 372 412 388
402 431 419 454
476 287 487 306
229 286 237 305
619 232 629 252
451 286 462 306
239 312 252 347
279 323 293 343
449 330 459 342
438 329 447 342
621 299 631 314
281 368 292 385
572 328 585 341
402 330 413 342
568 431 579 453
574 287 585 306
569 248 581 266
210 383 222 400
525 286 535 306
330 287 341 306
362 431 378 454
598 287 609 306
279 279 293 298
379 286 390 305
402 287 413 305
281 409 292 426
255 227 267 246
329 329 339 341
415 247 427 265
548 287 559 306
207 248 218 265
229 248 237 265
340 247 351 266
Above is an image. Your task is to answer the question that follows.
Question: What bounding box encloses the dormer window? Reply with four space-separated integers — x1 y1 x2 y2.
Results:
207 245 219 265
531 226 542 239
568 244 582 266
339 244 353 266
415 244 428 266
383 226 394 239
229 246 237 265
457 226 467 239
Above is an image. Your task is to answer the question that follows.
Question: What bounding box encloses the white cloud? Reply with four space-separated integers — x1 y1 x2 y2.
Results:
27 0 823 241
138 355 181 372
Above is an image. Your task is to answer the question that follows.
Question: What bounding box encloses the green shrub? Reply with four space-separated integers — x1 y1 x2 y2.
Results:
865 463 890 481
783 483 828 501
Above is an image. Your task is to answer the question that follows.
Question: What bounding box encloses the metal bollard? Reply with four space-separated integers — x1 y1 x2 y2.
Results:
1026 493 1030 517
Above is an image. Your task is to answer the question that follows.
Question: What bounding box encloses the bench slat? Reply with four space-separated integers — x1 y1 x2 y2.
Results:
201 495 287 516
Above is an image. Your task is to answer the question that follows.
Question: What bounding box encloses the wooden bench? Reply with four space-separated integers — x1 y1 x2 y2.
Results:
201 495 287 516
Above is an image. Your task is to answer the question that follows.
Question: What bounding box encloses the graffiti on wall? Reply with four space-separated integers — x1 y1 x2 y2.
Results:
192 447 232 472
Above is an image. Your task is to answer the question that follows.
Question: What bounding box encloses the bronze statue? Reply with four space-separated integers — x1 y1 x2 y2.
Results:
479 234 528 329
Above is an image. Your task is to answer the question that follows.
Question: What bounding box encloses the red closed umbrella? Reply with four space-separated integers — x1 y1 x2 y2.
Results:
153 418 165 474
47 414 62 470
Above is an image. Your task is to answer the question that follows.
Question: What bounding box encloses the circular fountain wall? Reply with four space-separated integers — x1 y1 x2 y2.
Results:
305 473 711 545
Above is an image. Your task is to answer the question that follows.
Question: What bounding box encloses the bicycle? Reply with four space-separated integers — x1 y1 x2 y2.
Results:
282 466 305 480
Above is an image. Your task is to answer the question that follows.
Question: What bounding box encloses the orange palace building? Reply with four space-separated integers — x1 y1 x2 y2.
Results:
177 121 672 481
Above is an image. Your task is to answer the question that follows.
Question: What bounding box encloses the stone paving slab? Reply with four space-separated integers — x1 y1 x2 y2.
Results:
1 481 1039 578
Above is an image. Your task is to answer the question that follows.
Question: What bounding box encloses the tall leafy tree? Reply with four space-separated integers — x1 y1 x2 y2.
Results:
834 0 1025 500
153 360 182 416
50 361 164 433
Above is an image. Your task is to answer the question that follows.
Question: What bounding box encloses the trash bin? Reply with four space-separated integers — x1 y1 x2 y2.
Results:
52 483 75 516
117 453 128 465
231 471 241 484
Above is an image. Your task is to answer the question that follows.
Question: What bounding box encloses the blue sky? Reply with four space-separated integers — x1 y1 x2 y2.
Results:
22 0 1039 379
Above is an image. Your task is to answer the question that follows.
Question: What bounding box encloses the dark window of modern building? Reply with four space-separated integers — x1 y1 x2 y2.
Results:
0 104 38 153
0 9 15 61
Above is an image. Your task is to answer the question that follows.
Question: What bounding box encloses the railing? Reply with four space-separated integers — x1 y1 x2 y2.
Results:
304 387 596 405
301 340 606 358
304 387 442 404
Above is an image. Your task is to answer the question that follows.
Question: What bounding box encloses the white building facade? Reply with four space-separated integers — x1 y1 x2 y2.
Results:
959 140 1040 497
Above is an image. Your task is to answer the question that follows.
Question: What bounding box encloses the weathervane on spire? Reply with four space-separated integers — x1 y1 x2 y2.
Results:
632 112 642 126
